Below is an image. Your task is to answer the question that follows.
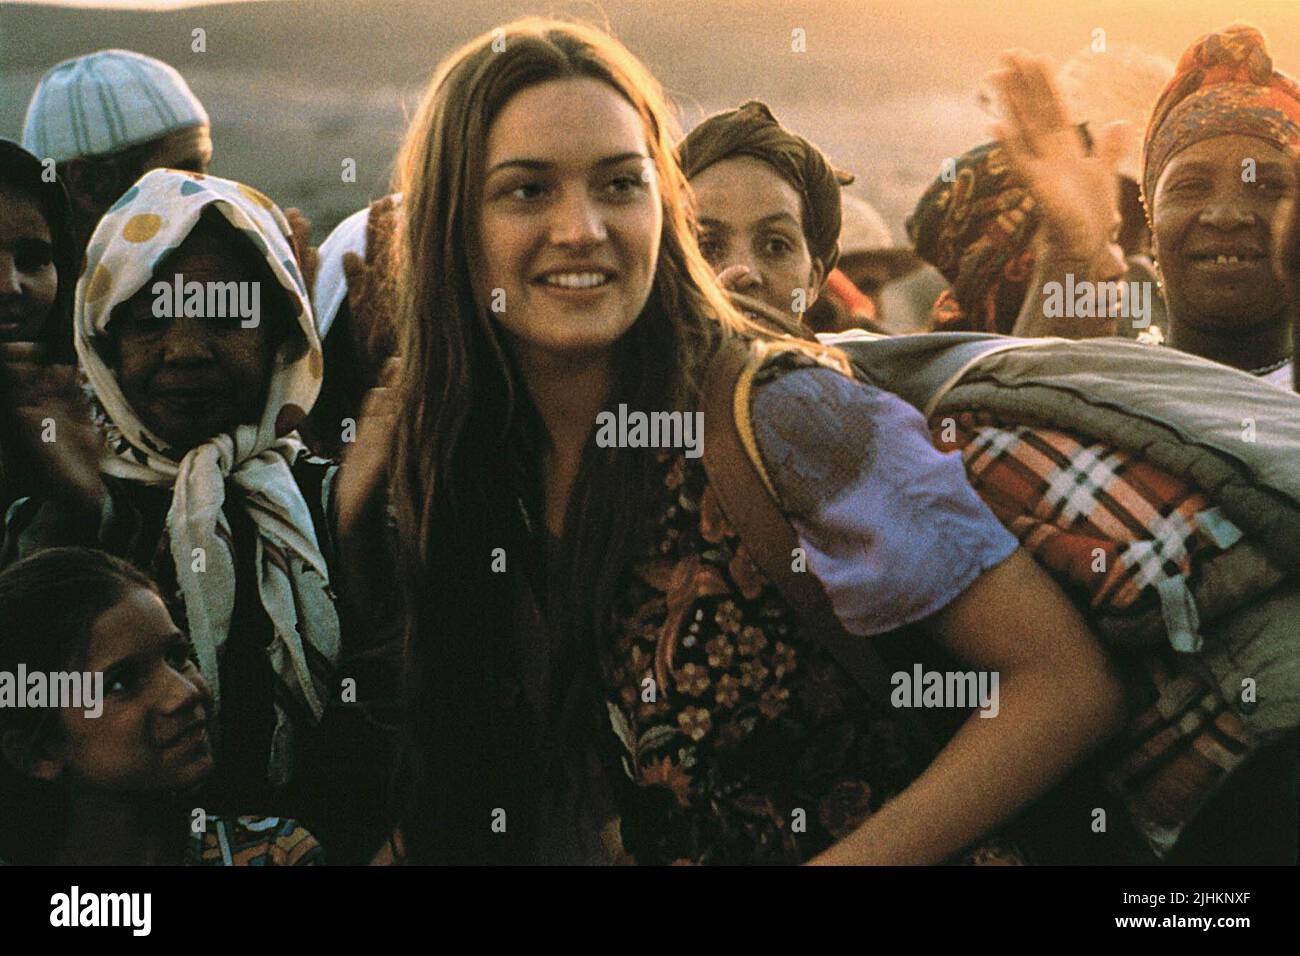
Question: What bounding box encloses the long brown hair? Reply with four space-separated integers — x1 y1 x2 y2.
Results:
389 16 836 862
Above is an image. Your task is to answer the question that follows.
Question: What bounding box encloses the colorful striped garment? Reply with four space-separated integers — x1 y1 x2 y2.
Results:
187 816 325 866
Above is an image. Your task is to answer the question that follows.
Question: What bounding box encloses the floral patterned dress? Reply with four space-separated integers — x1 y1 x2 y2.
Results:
601 355 1024 865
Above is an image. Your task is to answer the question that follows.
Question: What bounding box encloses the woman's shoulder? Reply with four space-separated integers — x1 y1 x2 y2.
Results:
188 815 325 866
747 350 935 517
742 346 1018 635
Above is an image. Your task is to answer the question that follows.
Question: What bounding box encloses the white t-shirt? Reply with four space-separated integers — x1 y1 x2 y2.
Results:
1259 360 1294 391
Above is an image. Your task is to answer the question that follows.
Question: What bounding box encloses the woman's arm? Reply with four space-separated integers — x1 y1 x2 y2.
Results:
1013 244 1119 339
808 548 1126 865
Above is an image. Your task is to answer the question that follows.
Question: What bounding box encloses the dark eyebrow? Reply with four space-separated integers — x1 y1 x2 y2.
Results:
756 212 802 230
697 217 731 232
94 630 187 673
1168 159 1293 179
486 152 648 177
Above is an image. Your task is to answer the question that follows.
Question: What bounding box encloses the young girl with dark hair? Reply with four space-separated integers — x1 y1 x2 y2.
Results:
0 547 323 865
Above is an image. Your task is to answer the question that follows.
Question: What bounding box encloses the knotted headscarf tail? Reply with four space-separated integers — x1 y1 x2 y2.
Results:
1141 24 1300 220
74 169 338 788
678 100 854 279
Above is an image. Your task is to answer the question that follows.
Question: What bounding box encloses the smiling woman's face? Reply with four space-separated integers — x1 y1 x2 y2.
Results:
0 183 57 343
1152 133 1296 333
476 76 663 365
111 221 278 454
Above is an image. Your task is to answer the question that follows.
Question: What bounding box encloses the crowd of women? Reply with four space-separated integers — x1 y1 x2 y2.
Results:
0 17 1296 866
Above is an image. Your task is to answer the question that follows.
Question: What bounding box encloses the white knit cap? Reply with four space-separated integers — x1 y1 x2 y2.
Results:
22 49 209 163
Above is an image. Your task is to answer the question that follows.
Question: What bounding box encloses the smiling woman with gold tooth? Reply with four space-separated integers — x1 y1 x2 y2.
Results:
1133 24 1300 388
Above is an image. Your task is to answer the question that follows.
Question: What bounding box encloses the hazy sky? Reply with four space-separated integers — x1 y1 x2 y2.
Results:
10 0 1300 235
5 0 272 8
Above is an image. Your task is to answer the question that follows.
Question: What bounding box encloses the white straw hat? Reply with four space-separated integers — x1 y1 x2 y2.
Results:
837 194 922 286
22 49 209 163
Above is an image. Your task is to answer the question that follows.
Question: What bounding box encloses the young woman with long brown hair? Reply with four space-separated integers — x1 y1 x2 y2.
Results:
349 17 1125 865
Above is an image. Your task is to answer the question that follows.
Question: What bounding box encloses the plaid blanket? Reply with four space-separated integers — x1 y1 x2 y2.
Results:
931 411 1224 617
929 410 1260 855
1106 657 1255 855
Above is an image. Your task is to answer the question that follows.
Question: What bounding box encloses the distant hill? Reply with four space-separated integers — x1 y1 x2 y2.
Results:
0 0 992 237
6 0 1300 237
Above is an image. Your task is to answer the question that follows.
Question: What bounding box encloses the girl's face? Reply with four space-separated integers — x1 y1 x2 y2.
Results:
112 224 277 454
690 155 824 317
0 183 58 343
477 76 663 365
43 588 213 795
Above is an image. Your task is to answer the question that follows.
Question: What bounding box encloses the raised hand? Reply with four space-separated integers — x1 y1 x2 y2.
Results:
0 343 106 512
341 195 401 372
284 207 319 297
988 51 1130 262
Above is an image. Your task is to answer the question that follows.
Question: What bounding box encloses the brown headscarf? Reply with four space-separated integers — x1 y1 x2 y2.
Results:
678 101 854 278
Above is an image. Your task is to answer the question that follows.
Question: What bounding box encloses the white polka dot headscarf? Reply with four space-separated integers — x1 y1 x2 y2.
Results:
76 168 322 465
73 169 338 788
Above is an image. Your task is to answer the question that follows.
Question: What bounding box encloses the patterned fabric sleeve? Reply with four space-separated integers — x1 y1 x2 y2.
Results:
190 816 326 865
750 365 1017 636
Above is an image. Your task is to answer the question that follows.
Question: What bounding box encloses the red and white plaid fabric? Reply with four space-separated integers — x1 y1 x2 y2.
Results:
929 410 1259 853
932 411 1223 617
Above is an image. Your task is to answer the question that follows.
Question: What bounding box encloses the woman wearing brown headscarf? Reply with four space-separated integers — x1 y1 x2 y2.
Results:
678 101 854 329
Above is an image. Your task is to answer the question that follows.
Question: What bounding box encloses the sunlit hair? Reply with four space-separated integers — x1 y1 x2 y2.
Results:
388 16 839 863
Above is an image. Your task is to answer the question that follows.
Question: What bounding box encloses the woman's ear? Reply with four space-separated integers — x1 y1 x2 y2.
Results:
1 728 65 783
806 257 826 308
